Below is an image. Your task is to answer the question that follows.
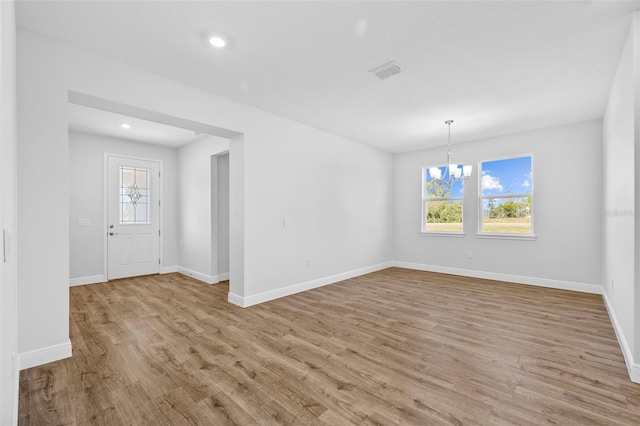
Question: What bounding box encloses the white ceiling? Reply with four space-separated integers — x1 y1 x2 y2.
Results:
68 103 204 148
17 1 640 153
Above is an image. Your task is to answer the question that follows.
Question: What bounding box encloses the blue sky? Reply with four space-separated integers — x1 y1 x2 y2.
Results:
481 156 532 196
424 156 533 197
424 155 532 198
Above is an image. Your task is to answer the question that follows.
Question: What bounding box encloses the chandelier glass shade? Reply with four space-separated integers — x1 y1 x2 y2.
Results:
428 120 472 183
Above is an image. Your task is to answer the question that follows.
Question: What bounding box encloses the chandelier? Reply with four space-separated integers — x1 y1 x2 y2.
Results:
428 120 472 183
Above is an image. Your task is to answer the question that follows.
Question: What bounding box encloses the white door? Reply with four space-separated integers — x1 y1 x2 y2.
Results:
107 156 160 280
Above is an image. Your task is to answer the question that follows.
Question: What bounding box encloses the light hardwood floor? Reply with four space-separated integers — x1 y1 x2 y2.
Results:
19 268 640 425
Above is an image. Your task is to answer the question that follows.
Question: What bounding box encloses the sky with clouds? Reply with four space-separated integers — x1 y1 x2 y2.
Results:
424 156 531 199
481 156 532 197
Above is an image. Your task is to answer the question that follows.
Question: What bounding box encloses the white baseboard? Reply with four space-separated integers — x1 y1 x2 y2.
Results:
218 272 229 281
392 261 603 295
228 261 394 308
602 292 640 383
69 274 106 287
227 291 244 306
70 267 216 285
161 265 178 274
18 339 72 371
70 266 179 286
178 267 219 285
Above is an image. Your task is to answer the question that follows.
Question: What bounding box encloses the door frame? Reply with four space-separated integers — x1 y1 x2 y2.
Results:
103 153 164 280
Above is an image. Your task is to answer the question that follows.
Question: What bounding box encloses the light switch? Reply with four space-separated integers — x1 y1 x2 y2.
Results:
3 228 12 263
283 217 289 227
77 218 91 227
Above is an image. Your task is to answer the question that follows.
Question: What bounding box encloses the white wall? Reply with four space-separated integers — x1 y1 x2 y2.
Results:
17 32 71 363
0 0 19 423
17 28 392 362
394 120 603 292
602 11 640 382
217 153 230 277
177 135 229 283
69 131 179 283
229 135 245 297
241 125 393 303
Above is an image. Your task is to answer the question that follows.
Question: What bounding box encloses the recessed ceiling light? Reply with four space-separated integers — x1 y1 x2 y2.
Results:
121 123 131 129
209 36 226 48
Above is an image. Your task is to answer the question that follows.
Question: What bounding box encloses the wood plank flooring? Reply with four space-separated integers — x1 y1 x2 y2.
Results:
18 268 640 425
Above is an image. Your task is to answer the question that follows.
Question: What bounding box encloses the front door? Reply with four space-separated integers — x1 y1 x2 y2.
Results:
107 156 160 280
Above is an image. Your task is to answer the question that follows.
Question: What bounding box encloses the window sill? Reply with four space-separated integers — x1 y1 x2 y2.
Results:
475 233 537 241
420 232 466 238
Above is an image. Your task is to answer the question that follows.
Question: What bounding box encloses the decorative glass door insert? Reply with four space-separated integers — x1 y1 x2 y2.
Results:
119 166 151 224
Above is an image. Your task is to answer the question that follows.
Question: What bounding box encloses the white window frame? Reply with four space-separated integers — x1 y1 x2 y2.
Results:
421 165 465 236
478 154 535 240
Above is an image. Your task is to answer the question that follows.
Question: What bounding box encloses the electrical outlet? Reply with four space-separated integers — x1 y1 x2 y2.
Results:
467 251 473 259
611 279 615 290
283 217 289 227
307 259 311 268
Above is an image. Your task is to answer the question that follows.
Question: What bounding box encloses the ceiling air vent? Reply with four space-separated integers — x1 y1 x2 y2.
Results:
369 61 402 80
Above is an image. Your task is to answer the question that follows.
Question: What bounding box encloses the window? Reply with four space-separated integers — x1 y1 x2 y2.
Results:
422 166 464 233
119 166 151 224
480 155 533 235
